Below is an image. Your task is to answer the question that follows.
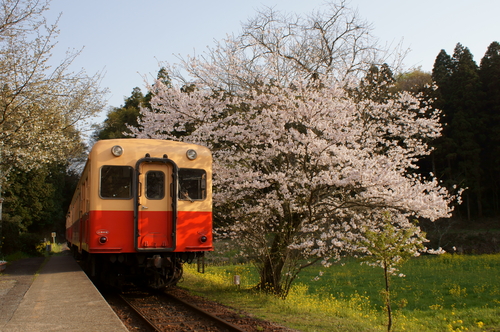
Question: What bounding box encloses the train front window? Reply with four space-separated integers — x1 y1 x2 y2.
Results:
178 169 206 201
100 166 133 199
146 171 165 200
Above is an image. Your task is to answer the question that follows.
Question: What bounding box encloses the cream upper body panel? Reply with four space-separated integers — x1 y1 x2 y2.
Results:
87 139 212 212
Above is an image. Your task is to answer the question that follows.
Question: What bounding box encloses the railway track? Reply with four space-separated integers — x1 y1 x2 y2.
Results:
107 287 247 332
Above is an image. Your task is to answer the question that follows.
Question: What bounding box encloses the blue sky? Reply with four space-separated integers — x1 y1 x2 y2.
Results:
45 0 499 121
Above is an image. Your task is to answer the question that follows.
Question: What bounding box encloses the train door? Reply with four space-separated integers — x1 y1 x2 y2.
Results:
135 159 177 251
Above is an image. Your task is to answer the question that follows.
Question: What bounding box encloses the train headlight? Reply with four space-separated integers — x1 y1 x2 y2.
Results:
111 145 123 157
186 149 197 160
200 235 208 243
99 236 108 244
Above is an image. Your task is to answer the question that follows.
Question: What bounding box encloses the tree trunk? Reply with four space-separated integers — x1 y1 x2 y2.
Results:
258 255 284 295
256 233 288 297
383 261 392 332
256 209 303 298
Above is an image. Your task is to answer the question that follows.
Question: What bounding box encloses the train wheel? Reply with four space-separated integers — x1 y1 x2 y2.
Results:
144 255 184 289
144 263 183 289
145 267 168 289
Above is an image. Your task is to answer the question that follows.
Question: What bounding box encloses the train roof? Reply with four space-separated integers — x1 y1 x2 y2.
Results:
88 139 212 168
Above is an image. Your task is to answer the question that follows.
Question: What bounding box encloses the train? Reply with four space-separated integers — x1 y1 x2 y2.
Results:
65 138 213 289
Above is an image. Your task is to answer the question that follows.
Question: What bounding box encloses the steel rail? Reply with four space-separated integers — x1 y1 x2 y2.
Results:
118 294 163 332
164 291 248 332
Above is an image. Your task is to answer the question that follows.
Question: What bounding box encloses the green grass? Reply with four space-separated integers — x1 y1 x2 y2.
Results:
181 253 500 331
3 251 31 262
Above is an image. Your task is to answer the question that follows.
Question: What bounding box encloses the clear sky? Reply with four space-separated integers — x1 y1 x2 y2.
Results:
45 0 499 121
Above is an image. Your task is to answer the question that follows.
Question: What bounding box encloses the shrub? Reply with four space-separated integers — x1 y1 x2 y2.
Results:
19 233 44 256
1 218 22 254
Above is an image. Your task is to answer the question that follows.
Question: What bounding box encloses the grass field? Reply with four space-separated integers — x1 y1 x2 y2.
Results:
181 253 500 331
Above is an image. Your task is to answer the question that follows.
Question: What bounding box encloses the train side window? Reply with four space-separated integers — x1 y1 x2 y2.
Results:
100 166 133 199
178 169 206 201
146 171 165 200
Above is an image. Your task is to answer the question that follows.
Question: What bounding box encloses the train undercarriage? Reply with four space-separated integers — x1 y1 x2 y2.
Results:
71 245 203 290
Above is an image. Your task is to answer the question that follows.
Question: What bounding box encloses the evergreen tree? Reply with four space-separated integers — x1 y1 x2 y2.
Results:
479 41 500 213
432 50 454 127
354 63 395 102
94 87 145 140
450 44 483 218
431 44 483 219
94 68 171 140
143 67 172 109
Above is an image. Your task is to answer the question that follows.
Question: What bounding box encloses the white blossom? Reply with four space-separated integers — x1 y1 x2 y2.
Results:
131 2 455 296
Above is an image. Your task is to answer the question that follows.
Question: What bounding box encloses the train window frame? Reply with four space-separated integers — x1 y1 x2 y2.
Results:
178 168 207 201
145 170 165 200
99 165 133 199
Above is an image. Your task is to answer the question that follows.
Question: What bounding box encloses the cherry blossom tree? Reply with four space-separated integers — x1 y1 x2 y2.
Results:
0 0 106 255
0 0 106 182
132 2 453 297
133 77 453 296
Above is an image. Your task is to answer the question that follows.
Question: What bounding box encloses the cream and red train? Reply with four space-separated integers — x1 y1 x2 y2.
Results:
66 139 213 288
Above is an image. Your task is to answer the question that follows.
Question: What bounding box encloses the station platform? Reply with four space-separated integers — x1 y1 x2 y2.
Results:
0 253 128 332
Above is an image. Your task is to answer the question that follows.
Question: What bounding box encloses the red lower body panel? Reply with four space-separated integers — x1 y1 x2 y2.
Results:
176 211 213 251
137 211 173 249
67 210 213 253
88 210 135 252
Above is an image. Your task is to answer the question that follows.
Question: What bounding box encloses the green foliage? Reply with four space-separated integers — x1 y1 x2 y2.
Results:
394 68 432 93
358 213 425 271
1 219 45 256
0 160 77 257
355 212 425 331
2 164 66 233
